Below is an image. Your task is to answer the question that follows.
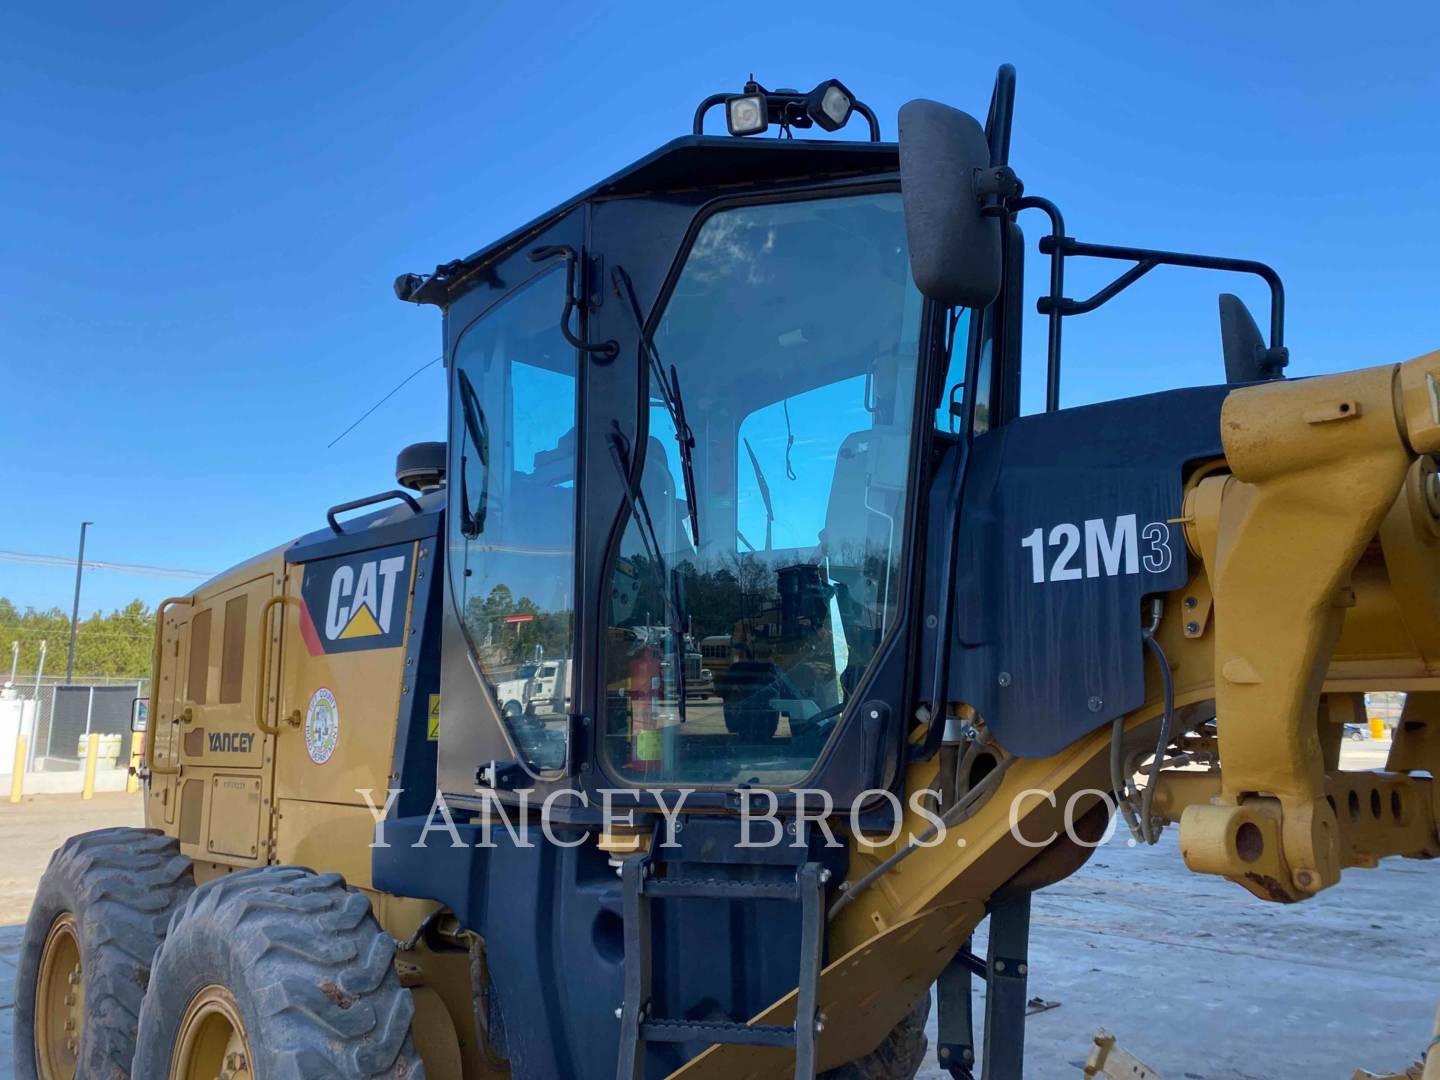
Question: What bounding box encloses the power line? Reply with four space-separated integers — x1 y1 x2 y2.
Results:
0 551 213 580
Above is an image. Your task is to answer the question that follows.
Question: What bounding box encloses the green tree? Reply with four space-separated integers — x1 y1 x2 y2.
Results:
0 597 155 680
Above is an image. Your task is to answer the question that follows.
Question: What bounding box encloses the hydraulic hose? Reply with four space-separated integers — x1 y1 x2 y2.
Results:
827 752 1016 921
1138 631 1176 844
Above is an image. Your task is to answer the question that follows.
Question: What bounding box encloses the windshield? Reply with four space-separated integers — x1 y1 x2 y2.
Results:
602 191 924 786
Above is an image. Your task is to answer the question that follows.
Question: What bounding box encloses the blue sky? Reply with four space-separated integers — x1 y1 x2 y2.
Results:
2 1 1437 616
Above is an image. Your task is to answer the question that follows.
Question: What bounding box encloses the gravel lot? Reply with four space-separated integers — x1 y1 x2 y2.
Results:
1 743 1434 1078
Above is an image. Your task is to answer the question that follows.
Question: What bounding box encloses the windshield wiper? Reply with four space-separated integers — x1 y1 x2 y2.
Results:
741 437 774 552
611 265 701 547
456 369 489 539
606 422 689 719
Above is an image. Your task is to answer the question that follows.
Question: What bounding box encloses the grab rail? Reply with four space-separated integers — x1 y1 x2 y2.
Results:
254 595 301 736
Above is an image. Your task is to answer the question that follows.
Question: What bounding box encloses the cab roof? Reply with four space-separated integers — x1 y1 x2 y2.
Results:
409 134 898 306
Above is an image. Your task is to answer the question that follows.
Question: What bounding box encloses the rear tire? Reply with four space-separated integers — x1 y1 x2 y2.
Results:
13 827 195 1079
820 991 931 1080
132 865 425 1079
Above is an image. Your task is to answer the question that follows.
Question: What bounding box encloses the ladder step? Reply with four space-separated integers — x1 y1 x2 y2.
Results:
643 876 800 901
639 1018 798 1048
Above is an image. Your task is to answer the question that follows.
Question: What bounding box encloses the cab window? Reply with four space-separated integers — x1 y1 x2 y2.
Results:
448 267 576 771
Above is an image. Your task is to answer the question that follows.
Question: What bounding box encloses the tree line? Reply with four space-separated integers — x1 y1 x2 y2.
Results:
1 597 153 680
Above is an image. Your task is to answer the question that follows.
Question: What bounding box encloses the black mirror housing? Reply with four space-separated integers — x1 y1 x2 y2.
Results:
131 697 148 733
899 99 1003 309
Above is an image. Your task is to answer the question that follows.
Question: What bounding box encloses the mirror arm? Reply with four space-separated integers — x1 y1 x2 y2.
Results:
1010 195 1289 411
1010 196 1068 412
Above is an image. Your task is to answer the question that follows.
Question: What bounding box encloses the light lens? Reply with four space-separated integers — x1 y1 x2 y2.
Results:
726 94 767 136
821 84 851 126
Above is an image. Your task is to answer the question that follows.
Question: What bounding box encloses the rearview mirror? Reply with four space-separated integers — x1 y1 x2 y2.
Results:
898 99 1003 308
131 697 148 732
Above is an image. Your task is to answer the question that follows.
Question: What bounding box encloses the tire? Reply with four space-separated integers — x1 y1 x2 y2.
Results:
133 866 424 1079
13 827 195 1080
820 991 931 1080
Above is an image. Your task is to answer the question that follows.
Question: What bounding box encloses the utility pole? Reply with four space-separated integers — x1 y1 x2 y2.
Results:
65 521 93 684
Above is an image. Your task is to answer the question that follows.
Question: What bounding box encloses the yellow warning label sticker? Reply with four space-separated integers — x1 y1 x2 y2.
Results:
427 694 441 741
635 728 661 761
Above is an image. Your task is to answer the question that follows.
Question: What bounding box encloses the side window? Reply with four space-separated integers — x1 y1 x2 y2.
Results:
449 268 576 771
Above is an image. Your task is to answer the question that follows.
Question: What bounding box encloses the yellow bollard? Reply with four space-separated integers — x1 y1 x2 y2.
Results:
9 734 26 803
82 733 100 800
127 732 144 794
1369 716 1387 740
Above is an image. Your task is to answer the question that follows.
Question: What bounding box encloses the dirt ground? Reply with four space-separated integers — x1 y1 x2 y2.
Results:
0 791 144 925
1 745 1435 1079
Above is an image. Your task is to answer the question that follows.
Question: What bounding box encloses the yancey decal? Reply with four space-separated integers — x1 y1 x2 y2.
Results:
298 543 411 654
305 687 339 765
207 732 256 754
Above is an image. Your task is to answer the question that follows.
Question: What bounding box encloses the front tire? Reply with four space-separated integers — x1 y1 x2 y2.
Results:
820 991 930 1080
14 827 195 1079
133 866 424 1079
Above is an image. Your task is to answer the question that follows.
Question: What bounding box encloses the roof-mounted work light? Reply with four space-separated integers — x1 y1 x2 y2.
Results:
726 93 768 136
806 78 854 131
697 77 881 141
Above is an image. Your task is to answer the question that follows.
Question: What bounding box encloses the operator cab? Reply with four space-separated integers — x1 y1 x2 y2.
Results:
397 76 974 811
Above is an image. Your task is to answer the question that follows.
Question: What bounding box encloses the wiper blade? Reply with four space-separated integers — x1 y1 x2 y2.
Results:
456 369 489 538
607 422 688 720
741 437 774 552
611 265 701 547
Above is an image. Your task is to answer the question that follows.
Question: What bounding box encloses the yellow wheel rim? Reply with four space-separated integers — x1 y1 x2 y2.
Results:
172 985 254 1080
34 912 83 1079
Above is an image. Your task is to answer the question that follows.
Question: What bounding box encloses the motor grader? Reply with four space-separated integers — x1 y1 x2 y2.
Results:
15 66 1440 1080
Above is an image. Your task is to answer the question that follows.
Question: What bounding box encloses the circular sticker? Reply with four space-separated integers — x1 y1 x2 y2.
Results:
305 688 339 765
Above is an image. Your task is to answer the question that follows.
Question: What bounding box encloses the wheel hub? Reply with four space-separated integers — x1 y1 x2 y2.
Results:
173 985 254 1080
34 912 83 1079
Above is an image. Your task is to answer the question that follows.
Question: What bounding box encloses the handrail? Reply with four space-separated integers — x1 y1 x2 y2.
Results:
326 489 422 535
144 596 194 776
254 595 300 736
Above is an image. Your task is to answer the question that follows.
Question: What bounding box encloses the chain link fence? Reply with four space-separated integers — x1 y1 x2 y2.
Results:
1 674 148 772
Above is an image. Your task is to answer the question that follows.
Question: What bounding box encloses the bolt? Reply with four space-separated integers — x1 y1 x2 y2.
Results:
925 614 938 629
1184 595 1197 609
963 1048 975 1063
672 820 683 834
1295 869 1316 890
997 671 1012 688
814 1012 827 1033
820 868 832 883
1087 696 1103 713
615 1006 624 1019
1185 621 1200 634
64 992 75 1006
64 1019 75 1032
994 960 1006 973
868 708 880 720
939 1047 951 1060
1017 963 1028 975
